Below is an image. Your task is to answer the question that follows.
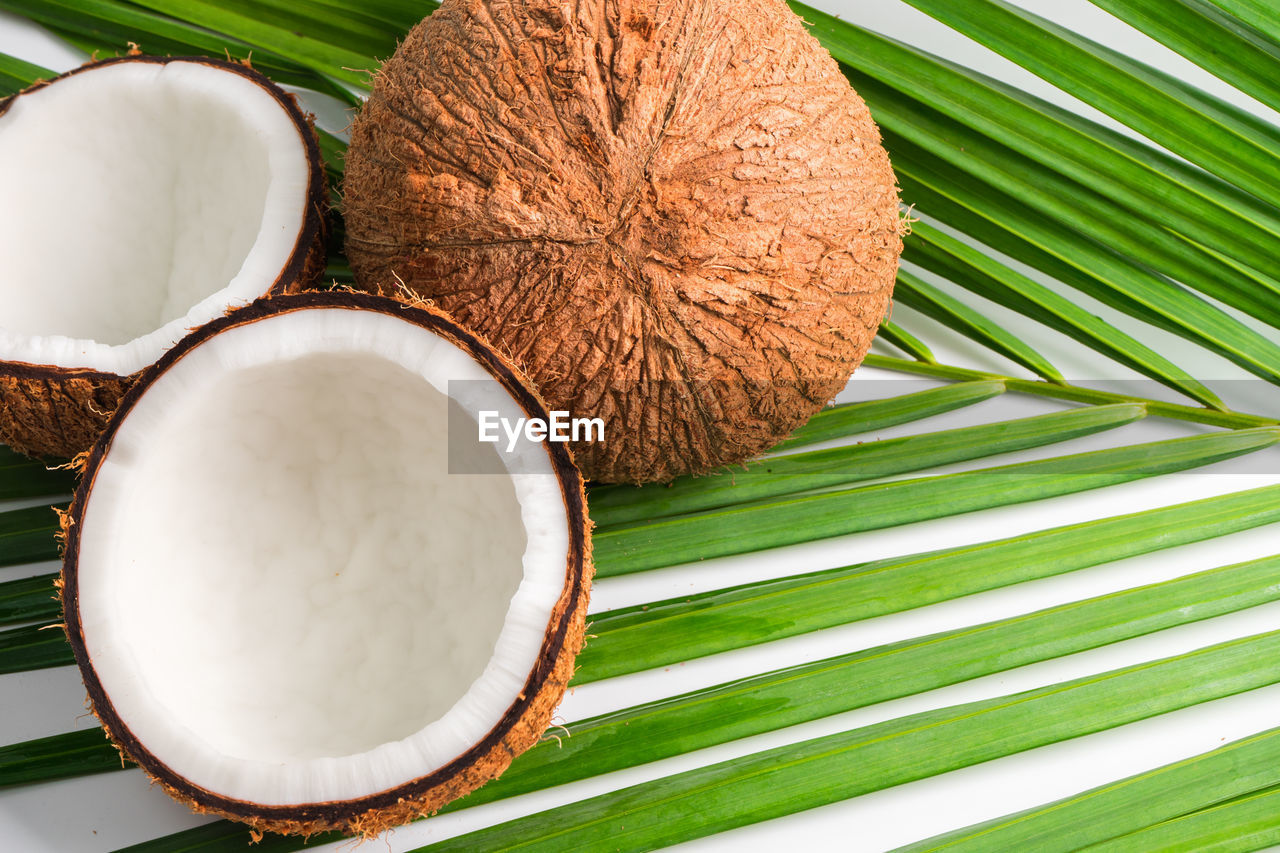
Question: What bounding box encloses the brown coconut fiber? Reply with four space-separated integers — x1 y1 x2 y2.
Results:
0 367 131 459
343 0 903 483
0 55 328 459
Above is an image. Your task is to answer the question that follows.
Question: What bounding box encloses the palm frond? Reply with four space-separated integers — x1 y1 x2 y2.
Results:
892 270 1064 383
594 428 1279 575
4 0 1280 849
875 318 937 365
589 403 1144 526
903 223 1222 409
898 725 1280 852
897 0 1280 209
0 504 67 568
771 380 1007 450
393 629 1280 852
0 0 363 104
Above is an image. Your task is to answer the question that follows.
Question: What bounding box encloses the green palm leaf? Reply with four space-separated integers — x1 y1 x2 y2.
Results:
0 0 363 105
0 505 65 569
1090 0 1280 114
1209 0 1280 43
406 629 1280 852
0 447 73 501
876 318 937 364
892 270 1064 382
897 0 1280 210
1084 785 1280 852
0 572 59 625
794 2 1280 279
0 52 50 93
890 138 1280 386
595 427 1279 575
589 402 1143 526
111 0 375 87
904 223 1223 410
0 624 72 673
4 0 1280 850
771 380 1007 450
861 356 1277 430
0 728 124 787
898 726 1280 852
870 80 1280 333
12 483 1280 799
580 486 1280 679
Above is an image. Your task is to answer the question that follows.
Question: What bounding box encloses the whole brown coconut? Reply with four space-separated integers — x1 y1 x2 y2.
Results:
343 0 902 483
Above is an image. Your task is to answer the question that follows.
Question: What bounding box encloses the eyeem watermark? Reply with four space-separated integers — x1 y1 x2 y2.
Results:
478 411 605 453
447 380 608 474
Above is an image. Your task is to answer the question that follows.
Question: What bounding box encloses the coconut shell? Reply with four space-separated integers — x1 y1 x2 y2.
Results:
343 0 903 483
61 291 593 837
0 366 131 459
0 55 329 459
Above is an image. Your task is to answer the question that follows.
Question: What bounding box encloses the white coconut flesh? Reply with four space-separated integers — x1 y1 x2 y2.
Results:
0 60 311 375
74 308 570 806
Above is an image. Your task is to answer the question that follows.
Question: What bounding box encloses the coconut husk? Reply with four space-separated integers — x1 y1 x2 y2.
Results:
343 0 903 483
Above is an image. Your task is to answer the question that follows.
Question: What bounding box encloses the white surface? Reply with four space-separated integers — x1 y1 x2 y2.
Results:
2 2 1279 852
0 54 310 374
75 308 569 805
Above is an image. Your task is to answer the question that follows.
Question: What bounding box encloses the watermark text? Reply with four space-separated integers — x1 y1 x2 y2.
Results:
478 411 605 453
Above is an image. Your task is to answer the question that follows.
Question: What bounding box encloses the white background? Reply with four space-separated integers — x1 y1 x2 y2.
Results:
3 1 1280 851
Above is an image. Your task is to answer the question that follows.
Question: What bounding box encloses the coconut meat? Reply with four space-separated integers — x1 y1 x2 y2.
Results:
0 59 310 375
74 308 568 805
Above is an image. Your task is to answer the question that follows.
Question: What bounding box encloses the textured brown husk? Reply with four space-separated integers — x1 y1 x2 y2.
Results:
0 55 328 459
343 0 903 483
0 366 131 458
61 292 593 837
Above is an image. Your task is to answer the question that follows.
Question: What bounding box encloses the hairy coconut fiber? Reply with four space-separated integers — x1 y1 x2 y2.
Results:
0 56 328 459
62 292 592 836
0 368 132 459
343 0 903 483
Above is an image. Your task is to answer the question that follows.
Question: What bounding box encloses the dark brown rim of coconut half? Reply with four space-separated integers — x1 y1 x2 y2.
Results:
60 291 592 837
0 55 328 460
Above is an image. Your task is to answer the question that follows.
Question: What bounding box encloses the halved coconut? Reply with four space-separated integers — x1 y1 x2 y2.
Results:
60 292 591 836
0 55 327 458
